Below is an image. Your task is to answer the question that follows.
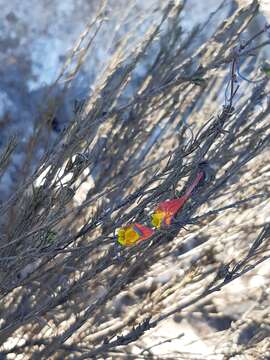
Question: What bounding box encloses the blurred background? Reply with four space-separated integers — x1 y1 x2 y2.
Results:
0 0 234 197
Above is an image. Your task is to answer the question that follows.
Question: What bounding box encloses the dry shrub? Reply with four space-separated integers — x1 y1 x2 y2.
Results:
0 0 270 359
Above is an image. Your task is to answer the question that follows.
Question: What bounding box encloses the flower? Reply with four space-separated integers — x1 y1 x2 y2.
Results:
151 198 187 228
152 170 204 228
117 223 154 246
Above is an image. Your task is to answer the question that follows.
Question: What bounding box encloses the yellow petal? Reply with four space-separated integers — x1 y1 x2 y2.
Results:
126 227 140 245
151 210 165 229
117 228 126 245
117 226 140 246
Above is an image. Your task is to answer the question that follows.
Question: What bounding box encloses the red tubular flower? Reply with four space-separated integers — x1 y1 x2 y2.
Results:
117 223 154 246
152 170 204 228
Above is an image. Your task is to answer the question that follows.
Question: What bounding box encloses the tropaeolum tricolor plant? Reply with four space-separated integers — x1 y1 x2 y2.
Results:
117 163 211 247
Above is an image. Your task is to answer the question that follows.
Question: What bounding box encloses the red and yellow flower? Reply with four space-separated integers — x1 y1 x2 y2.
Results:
151 170 204 228
117 223 154 246
151 197 186 228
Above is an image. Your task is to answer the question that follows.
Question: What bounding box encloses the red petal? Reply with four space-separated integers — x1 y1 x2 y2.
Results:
134 223 154 240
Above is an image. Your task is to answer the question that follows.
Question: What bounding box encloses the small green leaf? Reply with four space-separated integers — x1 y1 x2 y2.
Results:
46 230 57 244
261 63 270 77
191 76 207 86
